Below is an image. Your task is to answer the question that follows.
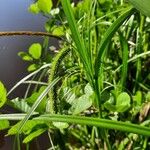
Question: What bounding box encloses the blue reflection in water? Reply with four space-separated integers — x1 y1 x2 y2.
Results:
0 0 47 149
0 0 46 95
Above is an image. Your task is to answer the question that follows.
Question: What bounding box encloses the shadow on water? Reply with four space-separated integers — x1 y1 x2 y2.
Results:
0 0 50 149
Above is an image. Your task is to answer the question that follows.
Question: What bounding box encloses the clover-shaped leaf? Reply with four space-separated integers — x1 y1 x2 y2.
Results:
0 81 7 108
29 43 42 59
37 0 53 14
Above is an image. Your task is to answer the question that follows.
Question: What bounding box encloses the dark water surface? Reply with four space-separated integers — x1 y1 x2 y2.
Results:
0 0 46 149
0 0 46 97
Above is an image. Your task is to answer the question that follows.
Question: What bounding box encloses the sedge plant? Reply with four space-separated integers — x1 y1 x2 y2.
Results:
0 0 150 149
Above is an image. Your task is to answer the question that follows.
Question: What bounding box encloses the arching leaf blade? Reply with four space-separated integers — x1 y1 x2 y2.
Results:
129 0 150 17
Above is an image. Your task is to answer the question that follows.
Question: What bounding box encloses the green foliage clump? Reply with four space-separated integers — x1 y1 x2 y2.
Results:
0 0 150 149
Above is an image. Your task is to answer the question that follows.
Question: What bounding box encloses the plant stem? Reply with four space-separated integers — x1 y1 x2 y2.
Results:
34 114 150 136
133 15 145 93
94 78 102 118
103 130 111 150
0 31 62 39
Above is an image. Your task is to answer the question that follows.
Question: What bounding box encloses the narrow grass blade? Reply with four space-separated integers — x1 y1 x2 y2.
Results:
114 51 150 73
22 81 48 86
129 0 150 17
35 114 150 137
1 113 150 137
95 7 135 79
0 114 27 120
61 0 94 82
17 77 61 133
134 28 142 92
7 63 50 96
120 33 129 90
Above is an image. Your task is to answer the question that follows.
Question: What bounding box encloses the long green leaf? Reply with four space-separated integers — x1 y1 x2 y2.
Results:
120 34 129 90
114 51 150 73
95 7 135 78
23 128 46 143
61 0 93 82
1 114 150 136
129 0 150 17
35 114 150 137
0 114 30 120
7 63 50 96
17 77 61 133
7 120 47 136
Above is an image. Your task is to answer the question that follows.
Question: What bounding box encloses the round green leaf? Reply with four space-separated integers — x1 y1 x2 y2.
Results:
27 64 39 72
104 92 131 113
116 92 130 106
29 43 42 59
72 94 92 115
37 0 53 14
52 26 64 36
0 120 9 130
18 52 33 61
28 3 40 14
0 81 7 108
116 92 131 112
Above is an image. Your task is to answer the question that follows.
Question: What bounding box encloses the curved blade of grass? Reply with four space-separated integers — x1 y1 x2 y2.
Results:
1 113 150 136
134 28 142 92
22 81 48 86
129 0 150 17
133 15 145 93
92 8 126 26
0 114 27 120
34 114 150 137
17 77 61 133
61 0 94 82
7 63 51 96
114 51 150 73
94 7 135 79
119 33 129 90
